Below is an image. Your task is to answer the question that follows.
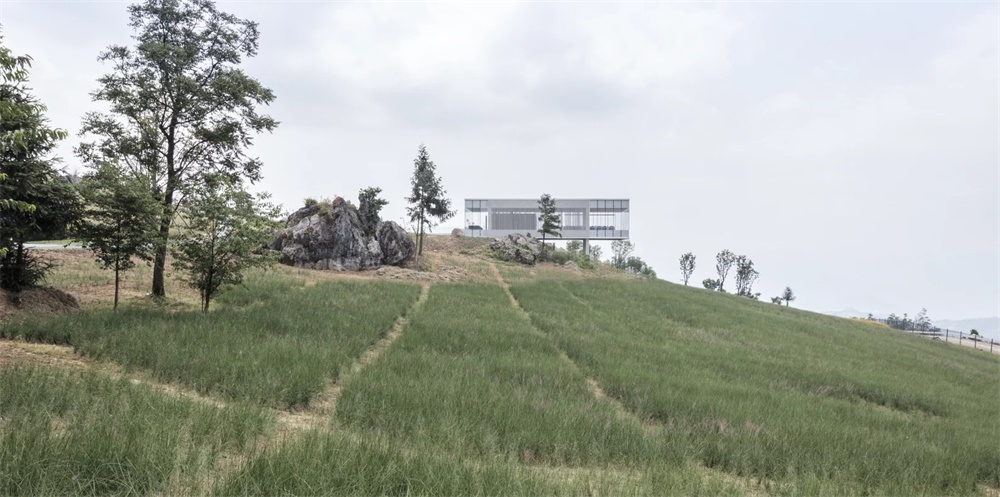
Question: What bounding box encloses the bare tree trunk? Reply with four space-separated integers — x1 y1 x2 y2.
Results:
113 262 120 312
151 213 170 297
153 121 178 298
417 207 425 256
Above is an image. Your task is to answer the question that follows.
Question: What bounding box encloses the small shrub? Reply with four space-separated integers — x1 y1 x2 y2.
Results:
304 197 318 208
551 250 571 266
574 255 594 270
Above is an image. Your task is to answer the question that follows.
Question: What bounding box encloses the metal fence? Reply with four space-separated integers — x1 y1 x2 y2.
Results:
859 317 999 355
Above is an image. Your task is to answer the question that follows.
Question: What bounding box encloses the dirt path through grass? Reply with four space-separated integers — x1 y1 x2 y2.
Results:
1 284 433 494
488 262 659 433
297 282 431 429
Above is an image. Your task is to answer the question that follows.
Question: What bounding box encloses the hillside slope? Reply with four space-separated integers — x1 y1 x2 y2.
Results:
0 241 997 496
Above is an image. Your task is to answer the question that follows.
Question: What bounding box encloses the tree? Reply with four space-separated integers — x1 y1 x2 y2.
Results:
77 0 278 298
914 308 932 332
781 286 796 307
702 278 719 290
611 240 634 269
566 240 582 255
679 252 696 286
172 175 279 312
358 187 387 238
771 296 783 304
970 329 980 337
537 193 561 256
589 245 602 262
733 255 759 298
72 163 159 311
714 250 736 292
406 144 454 256
624 256 655 278
1 35 80 290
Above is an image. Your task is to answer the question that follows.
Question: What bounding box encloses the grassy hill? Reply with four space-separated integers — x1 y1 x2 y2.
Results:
1 237 997 496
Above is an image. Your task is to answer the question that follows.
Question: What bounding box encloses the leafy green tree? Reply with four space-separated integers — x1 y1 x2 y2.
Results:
970 329 979 337
714 249 736 292
914 308 932 332
734 255 759 297
589 245 602 262
611 240 634 269
624 256 655 278
537 193 561 256
406 144 454 256
0 36 79 290
679 252 696 286
172 176 280 312
72 163 160 311
566 240 582 255
0 38 40 232
77 0 278 298
358 187 388 238
702 278 719 290
781 286 796 307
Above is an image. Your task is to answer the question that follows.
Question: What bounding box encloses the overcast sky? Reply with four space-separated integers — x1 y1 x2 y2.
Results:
2 1 997 324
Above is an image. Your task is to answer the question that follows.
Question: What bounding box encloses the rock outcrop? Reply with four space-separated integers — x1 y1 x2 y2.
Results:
489 233 541 265
272 197 414 270
376 221 416 266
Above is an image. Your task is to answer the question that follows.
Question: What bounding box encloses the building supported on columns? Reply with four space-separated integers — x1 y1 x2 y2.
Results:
463 198 630 252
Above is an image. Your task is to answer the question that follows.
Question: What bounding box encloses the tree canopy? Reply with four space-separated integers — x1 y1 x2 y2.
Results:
72 163 160 310
78 0 278 297
0 35 79 290
406 144 454 256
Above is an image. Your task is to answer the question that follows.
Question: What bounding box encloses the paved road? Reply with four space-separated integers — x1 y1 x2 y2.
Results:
24 244 82 250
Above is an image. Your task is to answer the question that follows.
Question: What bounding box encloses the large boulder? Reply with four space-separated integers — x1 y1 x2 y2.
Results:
376 220 416 266
272 197 412 271
490 233 541 265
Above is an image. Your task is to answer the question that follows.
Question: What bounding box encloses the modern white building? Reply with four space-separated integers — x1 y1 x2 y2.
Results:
464 198 630 252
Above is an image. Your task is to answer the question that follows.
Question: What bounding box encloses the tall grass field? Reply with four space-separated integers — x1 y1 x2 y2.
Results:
1 254 997 495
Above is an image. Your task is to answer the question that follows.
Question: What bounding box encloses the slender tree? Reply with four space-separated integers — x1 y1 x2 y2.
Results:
358 186 388 238
914 308 932 332
611 240 634 269
537 193 561 257
77 0 278 298
679 252 696 285
715 249 736 292
733 255 759 298
172 175 279 312
406 144 454 256
72 163 160 311
781 286 796 307
589 245 603 262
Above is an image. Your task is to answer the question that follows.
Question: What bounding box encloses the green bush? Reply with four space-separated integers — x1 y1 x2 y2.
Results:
550 249 571 265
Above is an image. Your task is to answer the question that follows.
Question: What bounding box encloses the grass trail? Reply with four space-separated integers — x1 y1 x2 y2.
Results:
2 277 422 408
506 274 1000 495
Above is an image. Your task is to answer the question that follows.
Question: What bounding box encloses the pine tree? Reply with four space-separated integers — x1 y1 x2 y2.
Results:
406 144 454 256
537 193 561 256
781 286 796 307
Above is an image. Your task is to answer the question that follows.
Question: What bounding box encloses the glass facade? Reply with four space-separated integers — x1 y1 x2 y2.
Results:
588 199 629 238
464 199 629 240
464 199 487 236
